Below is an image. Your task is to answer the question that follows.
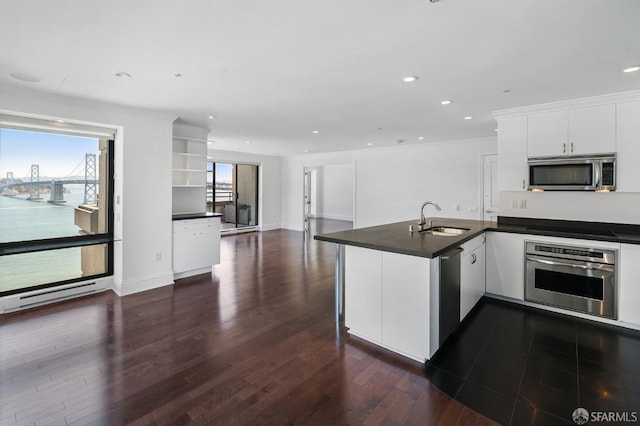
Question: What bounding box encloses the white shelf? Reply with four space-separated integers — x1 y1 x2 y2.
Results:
172 123 209 215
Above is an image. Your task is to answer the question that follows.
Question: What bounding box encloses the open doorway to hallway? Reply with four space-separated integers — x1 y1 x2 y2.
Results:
303 164 355 238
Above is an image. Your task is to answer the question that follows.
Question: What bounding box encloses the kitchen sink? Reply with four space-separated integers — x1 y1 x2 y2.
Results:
421 226 470 236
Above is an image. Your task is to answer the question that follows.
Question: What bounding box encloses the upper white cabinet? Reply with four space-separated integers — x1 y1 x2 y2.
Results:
497 115 528 191
616 101 640 192
527 105 616 157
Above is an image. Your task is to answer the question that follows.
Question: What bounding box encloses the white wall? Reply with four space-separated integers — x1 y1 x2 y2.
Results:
207 148 282 231
316 164 354 221
0 84 175 296
281 137 497 231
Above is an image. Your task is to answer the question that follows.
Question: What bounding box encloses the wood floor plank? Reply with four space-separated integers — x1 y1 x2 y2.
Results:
0 224 497 425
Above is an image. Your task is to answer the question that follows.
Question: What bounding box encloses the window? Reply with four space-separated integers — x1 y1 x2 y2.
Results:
0 116 114 296
207 161 258 230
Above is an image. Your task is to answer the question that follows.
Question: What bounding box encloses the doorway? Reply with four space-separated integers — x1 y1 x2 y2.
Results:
208 161 259 230
303 164 355 237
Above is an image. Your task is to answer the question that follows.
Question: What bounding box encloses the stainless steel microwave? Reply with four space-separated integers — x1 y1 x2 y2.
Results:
528 154 616 191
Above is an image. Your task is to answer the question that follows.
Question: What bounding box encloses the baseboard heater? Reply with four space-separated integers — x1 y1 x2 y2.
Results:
2 281 105 313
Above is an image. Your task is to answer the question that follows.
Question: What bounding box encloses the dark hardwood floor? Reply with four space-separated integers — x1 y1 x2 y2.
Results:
0 225 497 425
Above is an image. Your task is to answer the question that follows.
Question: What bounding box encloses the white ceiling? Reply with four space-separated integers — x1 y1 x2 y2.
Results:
1 0 639 155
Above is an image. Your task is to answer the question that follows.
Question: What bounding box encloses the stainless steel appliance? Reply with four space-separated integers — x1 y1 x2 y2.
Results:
525 241 617 319
528 153 616 191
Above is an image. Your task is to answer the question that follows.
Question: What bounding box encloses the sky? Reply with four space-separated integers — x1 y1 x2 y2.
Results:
0 129 99 179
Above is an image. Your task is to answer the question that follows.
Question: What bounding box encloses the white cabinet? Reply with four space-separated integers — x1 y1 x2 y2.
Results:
345 246 382 342
527 105 616 157
485 232 525 300
345 246 431 362
619 244 640 326
381 252 430 362
616 101 640 192
460 234 486 321
497 115 528 191
173 217 221 278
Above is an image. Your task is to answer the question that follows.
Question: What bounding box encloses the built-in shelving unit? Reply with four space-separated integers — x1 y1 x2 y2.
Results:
172 121 209 215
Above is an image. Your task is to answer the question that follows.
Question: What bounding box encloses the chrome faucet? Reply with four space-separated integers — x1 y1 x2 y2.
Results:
418 201 441 231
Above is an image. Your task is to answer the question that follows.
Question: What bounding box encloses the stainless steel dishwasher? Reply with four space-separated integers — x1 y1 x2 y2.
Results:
430 247 462 354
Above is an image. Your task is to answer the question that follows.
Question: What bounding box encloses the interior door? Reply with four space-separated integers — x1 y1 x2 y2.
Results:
483 154 499 222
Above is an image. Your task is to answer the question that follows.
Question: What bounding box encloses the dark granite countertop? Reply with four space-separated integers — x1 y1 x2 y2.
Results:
314 216 640 258
172 212 222 220
314 218 491 258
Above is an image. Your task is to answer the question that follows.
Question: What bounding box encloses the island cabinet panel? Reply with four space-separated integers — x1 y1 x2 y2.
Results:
381 252 430 362
485 232 525 300
460 234 486 321
619 244 640 326
344 246 432 362
345 246 382 343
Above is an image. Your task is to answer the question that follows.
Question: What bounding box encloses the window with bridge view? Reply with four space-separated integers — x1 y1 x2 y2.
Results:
0 119 114 296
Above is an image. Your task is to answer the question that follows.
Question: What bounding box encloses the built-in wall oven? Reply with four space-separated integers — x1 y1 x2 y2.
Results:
525 241 617 319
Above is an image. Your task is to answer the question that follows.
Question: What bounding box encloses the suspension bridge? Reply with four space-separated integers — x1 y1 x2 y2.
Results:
0 153 98 205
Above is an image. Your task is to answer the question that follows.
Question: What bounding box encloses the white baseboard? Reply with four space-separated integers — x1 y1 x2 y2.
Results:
112 270 174 296
174 267 212 280
259 223 281 231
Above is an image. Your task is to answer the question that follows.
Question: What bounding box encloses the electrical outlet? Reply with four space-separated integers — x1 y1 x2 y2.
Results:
519 199 527 209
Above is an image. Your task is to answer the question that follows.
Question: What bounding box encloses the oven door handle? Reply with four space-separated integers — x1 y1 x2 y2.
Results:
526 256 614 272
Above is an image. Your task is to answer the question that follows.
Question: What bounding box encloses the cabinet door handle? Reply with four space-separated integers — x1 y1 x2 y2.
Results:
563 143 566 154
570 142 574 153
522 179 525 190
471 253 477 264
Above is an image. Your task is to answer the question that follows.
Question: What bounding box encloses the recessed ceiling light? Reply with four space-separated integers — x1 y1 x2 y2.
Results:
312 130 319 134
208 115 215 119
56 120 65 123
623 65 640 73
115 71 132 78
441 100 452 105
418 137 424 140
10 72 40 83
367 143 373 146
402 76 418 83
245 141 251 144
304 150 309 153
494 128 499 132
464 116 473 120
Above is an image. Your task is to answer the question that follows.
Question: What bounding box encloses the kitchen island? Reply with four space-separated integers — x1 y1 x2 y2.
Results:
316 215 640 363
315 217 491 362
